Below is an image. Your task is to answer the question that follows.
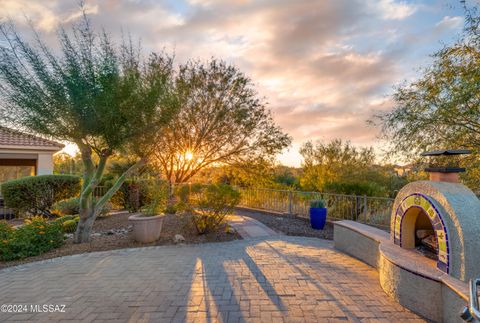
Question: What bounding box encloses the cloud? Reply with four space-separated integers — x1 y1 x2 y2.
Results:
0 0 462 166
435 15 463 30
373 0 417 20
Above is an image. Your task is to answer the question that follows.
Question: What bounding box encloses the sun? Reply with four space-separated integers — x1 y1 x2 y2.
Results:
185 151 194 161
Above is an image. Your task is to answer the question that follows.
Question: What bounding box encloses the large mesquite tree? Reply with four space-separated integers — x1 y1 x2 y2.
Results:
153 59 291 185
375 6 480 188
0 16 177 242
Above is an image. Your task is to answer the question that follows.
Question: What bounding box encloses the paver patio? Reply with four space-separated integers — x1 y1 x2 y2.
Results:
0 236 424 322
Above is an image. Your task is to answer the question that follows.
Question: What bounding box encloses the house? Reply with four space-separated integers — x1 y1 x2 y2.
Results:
0 126 64 185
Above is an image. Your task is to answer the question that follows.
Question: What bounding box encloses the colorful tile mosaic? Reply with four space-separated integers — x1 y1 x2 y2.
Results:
393 193 450 273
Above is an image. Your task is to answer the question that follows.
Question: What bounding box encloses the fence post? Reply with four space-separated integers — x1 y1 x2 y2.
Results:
363 195 367 224
288 190 293 215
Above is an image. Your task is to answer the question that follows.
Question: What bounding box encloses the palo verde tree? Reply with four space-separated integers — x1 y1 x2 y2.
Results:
0 16 177 242
375 4 480 189
152 59 291 185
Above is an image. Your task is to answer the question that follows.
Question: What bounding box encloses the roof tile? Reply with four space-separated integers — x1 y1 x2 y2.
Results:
0 127 64 149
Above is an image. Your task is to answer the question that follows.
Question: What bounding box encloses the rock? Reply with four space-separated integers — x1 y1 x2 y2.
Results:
173 234 186 244
92 233 102 237
65 233 74 239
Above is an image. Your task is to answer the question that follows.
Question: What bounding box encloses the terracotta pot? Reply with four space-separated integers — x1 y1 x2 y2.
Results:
128 213 165 243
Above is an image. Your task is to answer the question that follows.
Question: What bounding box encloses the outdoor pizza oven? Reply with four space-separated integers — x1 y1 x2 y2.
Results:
391 150 480 282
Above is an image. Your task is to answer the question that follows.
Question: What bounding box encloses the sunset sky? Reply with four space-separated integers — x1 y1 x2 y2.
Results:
2 0 466 166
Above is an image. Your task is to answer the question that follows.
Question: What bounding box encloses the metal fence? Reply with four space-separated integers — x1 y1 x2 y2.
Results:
236 187 394 231
0 197 15 220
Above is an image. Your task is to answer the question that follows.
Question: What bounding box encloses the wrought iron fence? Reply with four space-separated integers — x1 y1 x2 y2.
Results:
236 187 393 231
0 197 15 220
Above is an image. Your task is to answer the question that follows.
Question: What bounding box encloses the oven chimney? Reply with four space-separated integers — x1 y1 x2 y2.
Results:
421 149 471 183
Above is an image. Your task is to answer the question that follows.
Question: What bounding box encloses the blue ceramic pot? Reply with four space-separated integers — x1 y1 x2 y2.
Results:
309 207 327 230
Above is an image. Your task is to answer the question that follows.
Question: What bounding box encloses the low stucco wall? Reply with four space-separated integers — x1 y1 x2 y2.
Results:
333 223 384 268
379 253 443 322
334 221 468 323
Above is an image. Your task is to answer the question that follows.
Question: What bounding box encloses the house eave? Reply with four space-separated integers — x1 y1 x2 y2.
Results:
0 144 64 152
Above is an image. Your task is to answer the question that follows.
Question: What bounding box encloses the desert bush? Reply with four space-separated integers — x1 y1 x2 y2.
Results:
61 218 79 233
54 215 80 233
142 180 169 216
1 175 81 217
176 183 205 204
113 179 152 212
190 184 241 234
0 216 64 261
164 204 178 214
53 198 112 217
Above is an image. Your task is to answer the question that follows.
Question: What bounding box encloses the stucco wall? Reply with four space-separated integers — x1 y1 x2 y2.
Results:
0 149 56 176
37 152 54 175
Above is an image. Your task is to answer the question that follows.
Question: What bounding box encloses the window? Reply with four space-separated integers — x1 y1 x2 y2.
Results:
0 165 35 184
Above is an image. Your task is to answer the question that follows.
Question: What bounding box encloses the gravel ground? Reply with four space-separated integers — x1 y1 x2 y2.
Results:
0 211 240 269
234 208 333 240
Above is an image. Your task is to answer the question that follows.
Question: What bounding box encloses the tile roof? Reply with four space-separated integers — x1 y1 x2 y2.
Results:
0 127 64 149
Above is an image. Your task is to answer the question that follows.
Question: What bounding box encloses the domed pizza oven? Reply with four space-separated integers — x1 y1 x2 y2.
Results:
391 150 480 282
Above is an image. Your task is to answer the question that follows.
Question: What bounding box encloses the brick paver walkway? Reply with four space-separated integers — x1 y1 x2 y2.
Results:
228 215 282 238
0 237 424 322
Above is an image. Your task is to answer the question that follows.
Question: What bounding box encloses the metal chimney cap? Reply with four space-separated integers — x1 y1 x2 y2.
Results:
421 149 471 156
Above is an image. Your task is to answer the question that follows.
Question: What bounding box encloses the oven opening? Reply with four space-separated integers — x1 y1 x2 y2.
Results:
414 211 438 261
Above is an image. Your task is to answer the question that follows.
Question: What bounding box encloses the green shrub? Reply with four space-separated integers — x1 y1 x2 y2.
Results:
164 204 178 214
53 198 80 215
142 180 169 216
324 181 387 197
176 183 205 204
1 175 81 217
114 179 152 212
61 219 79 233
53 197 112 217
0 216 64 261
191 184 241 234
310 199 325 208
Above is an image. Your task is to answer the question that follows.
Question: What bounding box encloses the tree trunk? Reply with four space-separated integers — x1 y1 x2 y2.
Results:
74 157 147 243
75 206 96 243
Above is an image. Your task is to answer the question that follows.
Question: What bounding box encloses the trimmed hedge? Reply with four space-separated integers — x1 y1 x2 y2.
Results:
1 175 81 217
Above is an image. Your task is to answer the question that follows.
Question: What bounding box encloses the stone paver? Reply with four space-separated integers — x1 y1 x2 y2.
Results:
0 236 424 322
228 215 282 238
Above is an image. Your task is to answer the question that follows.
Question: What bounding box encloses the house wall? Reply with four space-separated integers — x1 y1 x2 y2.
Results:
37 153 54 175
0 149 58 180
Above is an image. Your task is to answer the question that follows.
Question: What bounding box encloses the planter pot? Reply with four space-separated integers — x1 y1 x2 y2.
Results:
309 207 327 230
129 213 165 243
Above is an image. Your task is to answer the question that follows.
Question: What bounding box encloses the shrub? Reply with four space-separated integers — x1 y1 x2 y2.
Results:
62 218 79 233
191 184 241 234
324 181 387 197
0 216 64 261
176 183 204 204
164 204 178 214
53 198 112 217
114 179 151 212
310 199 325 208
1 175 81 217
142 180 169 216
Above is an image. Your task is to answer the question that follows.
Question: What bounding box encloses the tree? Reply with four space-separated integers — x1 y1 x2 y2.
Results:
152 59 291 185
374 5 480 190
0 15 176 242
299 139 400 196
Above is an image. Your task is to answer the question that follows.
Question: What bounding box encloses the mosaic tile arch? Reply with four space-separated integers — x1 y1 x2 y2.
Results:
393 193 450 273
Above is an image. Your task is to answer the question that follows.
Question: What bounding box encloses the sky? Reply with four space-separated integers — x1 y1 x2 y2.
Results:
1 0 468 166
